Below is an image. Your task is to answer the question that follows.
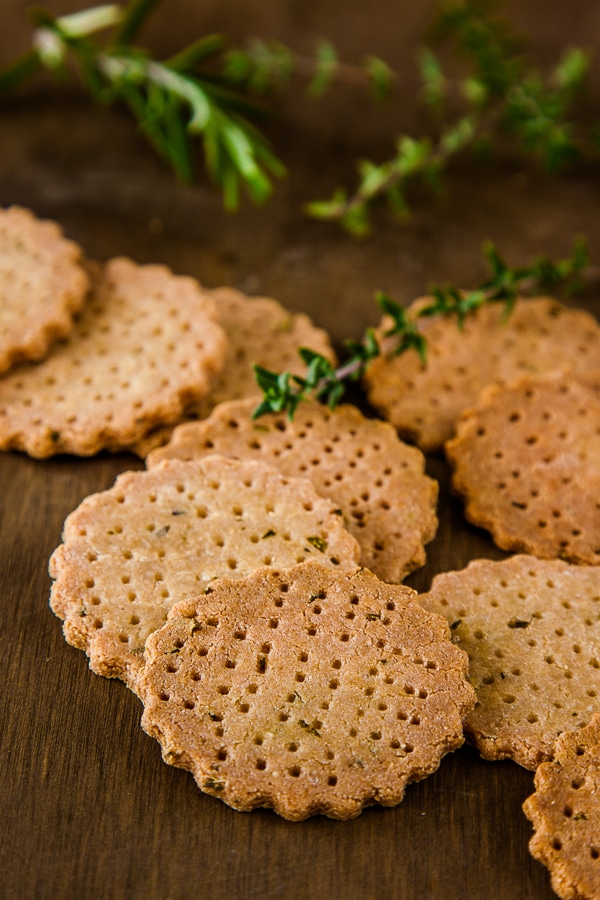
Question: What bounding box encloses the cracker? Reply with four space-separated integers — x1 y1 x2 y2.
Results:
138 561 475 820
419 555 600 770
364 297 600 452
0 257 226 457
49 456 360 691
146 399 438 583
0 205 89 373
131 286 336 456
523 713 600 900
445 370 600 564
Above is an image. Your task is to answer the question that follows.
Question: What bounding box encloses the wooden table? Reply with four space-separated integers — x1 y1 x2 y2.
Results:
0 81 599 900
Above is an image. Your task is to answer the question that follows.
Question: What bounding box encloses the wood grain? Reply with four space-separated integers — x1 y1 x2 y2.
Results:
1 38 599 897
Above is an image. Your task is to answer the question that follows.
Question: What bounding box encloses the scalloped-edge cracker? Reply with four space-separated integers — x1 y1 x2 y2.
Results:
49 456 360 692
420 555 600 770
132 286 337 456
364 297 600 452
445 370 600 564
523 713 600 900
0 205 89 374
138 561 475 820
0 257 227 457
146 399 438 583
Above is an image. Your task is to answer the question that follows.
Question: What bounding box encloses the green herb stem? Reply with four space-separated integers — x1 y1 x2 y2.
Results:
253 240 594 420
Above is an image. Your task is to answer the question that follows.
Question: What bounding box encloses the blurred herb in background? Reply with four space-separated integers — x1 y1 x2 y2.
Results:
307 0 598 233
0 0 597 225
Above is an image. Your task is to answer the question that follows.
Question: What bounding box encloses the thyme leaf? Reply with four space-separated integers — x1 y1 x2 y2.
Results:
252 239 593 420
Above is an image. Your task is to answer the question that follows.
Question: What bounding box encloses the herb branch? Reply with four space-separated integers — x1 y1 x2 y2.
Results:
0 1 287 209
252 239 592 419
307 0 598 234
0 1 392 210
1 1 596 224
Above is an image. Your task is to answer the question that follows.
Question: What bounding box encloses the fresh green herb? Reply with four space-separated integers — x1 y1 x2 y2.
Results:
0 1 391 211
307 0 598 234
252 239 591 420
2 1 596 225
0 1 285 208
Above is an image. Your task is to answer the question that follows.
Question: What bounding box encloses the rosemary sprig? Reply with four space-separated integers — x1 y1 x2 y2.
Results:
0 1 395 209
252 239 592 419
0 2 285 208
307 0 598 234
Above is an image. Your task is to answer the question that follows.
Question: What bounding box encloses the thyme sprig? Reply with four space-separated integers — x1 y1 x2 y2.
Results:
307 0 598 234
252 239 592 419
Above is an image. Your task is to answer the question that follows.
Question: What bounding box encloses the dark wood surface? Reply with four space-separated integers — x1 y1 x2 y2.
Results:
1 11 599 897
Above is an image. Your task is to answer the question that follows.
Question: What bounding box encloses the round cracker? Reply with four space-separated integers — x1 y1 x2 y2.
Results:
420 555 600 769
364 297 600 452
523 713 600 900
49 456 360 691
139 561 475 821
0 205 89 373
146 399 438 583
0 257 227 457
445 370 600 564
132 286 336 456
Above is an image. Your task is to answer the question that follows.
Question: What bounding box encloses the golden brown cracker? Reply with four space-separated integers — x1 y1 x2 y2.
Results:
420 555 600 769
446 370 600 564
364 297 600 452
523 713 600 900
0 205 89 373
132 286 336 456
0 257 226 456
139 561 475 820
49 456 360 691
146 399 438 583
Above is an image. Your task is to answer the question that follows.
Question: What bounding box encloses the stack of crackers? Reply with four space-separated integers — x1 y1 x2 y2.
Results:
366 295 600 898
3 205 599 893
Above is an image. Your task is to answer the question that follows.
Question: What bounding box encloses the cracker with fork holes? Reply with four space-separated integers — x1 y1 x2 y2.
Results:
138 561 475 820
0 256 226 456
49 455 360 693
0 205 89 374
